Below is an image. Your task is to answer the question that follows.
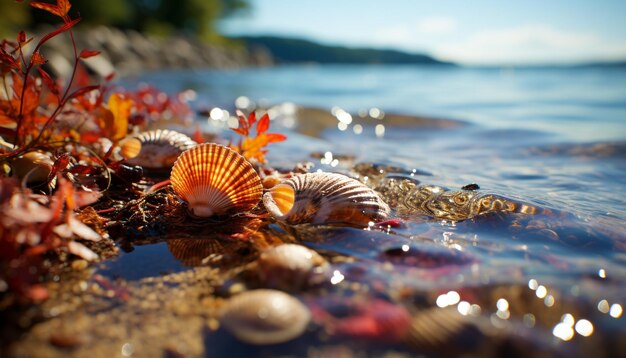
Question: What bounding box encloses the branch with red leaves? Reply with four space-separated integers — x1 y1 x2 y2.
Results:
230 110 287 164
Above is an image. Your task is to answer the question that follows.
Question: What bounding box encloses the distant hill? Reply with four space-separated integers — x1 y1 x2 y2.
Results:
233 36 454 65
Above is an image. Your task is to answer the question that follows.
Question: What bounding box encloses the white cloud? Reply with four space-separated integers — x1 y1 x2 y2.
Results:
434 25 626 65
417 16 457 34
369 16 457 50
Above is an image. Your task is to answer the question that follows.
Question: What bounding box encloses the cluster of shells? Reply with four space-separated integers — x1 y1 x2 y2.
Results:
128 130 392 344
165 136 390 225
129 130 535 348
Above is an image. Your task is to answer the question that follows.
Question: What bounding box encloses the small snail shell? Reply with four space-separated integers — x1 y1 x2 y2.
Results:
219 289 311 345
126 129 197 169
257 244 329 290
170 143 263 217
10 151 53 184
263 172 390 225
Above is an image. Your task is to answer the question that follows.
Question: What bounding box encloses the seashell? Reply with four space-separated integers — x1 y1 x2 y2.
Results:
263 172 390 225
257 244 329 290
117 137 142 159
126 129 197 169
405 307 484 354
219 289 311 345
10 151 54 184
170 143 263 217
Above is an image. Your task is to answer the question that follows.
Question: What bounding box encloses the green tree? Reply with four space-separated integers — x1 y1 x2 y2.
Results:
26 0 249 42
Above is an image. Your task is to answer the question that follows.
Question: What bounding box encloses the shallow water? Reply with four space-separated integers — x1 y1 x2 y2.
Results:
96 65 626 355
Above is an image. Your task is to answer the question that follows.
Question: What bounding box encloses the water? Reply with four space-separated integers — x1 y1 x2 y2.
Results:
124 65 626 218
110 65 626 355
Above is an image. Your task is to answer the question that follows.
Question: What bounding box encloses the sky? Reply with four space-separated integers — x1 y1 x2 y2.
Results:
219 0 626 65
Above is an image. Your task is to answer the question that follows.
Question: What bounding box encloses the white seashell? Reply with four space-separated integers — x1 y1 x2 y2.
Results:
257 244 329 290
220 289 311 345
170 143 263 217
126 129 197 169
263 172 390 225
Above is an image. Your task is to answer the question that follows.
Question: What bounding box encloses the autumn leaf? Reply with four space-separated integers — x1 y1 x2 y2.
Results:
231 127 247 136
11 72 40 116
247 111 256 127
68 84 100 100
104 93 133 141
230 110 287 164
31 0 72 21
79 49 100 59
265 133 287 143
235 110 250 136
38 67 60 98
30 51 47 66
36 17 80 48
0 112 15 127
256 113 269 135
0 47 20 73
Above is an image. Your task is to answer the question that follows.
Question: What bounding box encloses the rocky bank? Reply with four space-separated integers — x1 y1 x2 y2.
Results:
41 25 274 78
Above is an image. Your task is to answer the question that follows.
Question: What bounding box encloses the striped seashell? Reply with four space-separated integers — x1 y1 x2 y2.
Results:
170 143 263 217
257 244 329 290
220 289 311 345
262 172 390 225
126 129 197 169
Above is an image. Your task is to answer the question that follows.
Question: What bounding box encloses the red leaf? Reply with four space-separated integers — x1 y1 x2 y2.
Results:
18 31 26 43
235 110 249 131
38 67 60 97
46 153 70 182
30 1 60 16
231 127 247 136
80 131 101 143
265 133 287 143
57 0 71 17
0 48 20 71
69 164 97 175
247 111 256 127
31 0 71 19
36 17 80 49
256 113 270 135
234 110 249 136
79 49 100 59
30 51 47 65
68 84 100 100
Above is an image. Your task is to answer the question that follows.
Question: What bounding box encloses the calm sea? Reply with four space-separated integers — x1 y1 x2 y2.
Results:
124 64 626 219
112 65 626 351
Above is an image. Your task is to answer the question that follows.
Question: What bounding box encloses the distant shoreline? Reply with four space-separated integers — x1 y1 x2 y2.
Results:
231 35 626 69
231 35 455 66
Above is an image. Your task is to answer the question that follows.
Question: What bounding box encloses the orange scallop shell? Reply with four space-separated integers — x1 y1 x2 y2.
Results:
263 172 390 225
170 143 263 217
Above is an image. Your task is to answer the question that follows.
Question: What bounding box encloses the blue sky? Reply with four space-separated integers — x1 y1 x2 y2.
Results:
219 0 626 65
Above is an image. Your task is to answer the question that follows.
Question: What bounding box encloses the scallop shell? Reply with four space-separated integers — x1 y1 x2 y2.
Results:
126 129 197 169
257 244 329 290
170 143 262 217
219 289 311 345
263 172 390 225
